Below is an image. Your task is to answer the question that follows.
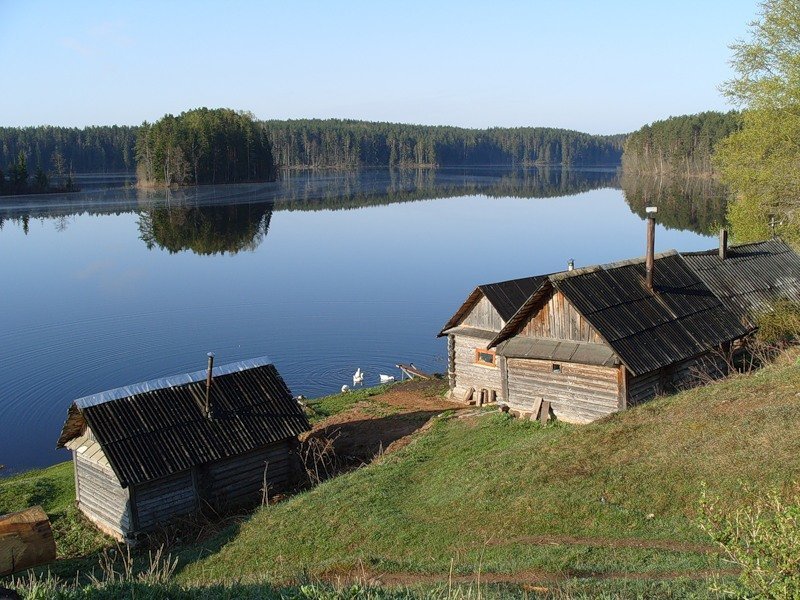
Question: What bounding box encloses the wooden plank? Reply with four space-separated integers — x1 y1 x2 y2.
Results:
618 365 628 410
531 397 542 418
0 506 56 576
499 356 509 402
539 400 551 423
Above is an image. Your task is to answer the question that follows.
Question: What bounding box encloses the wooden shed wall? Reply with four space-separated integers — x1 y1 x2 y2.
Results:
519 290 605 344
74 452 131 540
461 296 505 331
626 350 730 406
131 470 196 531
202 441 295 509
453 333 503 400
506 358 621 423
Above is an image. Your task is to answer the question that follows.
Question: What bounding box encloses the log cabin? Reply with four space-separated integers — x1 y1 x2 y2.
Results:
440 217 800 423
56 355 310 541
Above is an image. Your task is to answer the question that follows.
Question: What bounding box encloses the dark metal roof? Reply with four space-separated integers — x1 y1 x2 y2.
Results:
496 337 619 367
438 276 548 337
682 238 800 326
57 358 310 488
478 276 549 322
552 253 749 375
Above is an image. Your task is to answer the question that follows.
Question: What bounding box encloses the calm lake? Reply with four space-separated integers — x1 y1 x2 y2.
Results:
0 167 725 473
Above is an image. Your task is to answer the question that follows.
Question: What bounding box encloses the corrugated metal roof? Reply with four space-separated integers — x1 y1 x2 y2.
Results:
478 276 549 322
438 276 549 337
682 238 800 326
496 337 619 367
57 359 310 488
553 253 749 375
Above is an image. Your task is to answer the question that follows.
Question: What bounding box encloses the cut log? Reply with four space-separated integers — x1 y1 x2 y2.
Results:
0 506 56 576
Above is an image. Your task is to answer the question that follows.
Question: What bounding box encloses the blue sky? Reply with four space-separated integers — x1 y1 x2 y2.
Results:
0 1 757 133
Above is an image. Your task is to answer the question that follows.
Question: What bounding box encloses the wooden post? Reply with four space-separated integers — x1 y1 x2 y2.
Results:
539 400 551 424
0 506 56 576
618 365 627 410
489 389 497 404
499 356 509 402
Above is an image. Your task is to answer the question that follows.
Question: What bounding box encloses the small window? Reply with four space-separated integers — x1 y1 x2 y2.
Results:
552 363 562 374
475 349 497 366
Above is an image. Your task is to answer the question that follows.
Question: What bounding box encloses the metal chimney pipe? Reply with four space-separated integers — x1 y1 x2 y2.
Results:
645 207 657 292
719 228 728 260
567 258 575 271
205 352 215 418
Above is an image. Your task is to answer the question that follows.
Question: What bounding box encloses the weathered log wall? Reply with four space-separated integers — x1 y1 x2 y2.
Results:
74 452 132 540
627 351 730 406
452 333 503 401
132 470 196 531
506 358 621 423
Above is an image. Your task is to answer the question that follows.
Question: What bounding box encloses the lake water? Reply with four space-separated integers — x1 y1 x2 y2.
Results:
0 167 724 473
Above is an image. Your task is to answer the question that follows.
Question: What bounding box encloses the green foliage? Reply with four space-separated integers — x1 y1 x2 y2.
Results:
136 108 276 187
756 300 800 345
621 111 739 176
698 483 800 599
714 0 800 247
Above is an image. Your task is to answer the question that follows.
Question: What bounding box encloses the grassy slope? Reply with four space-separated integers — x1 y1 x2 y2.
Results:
179 349 800 584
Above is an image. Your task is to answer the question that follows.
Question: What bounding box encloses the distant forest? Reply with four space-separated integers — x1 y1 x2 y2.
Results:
621 111 740 177
0 116 624 182
263 120 625 168
0 126 137 175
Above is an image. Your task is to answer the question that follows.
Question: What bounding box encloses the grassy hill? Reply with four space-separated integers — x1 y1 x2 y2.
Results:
3 349 799 598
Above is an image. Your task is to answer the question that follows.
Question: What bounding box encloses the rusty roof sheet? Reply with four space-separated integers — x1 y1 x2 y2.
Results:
553 253 749 375
682 238 800 326
57 358 310 488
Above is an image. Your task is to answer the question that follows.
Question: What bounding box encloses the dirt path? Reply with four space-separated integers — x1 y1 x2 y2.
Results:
320 566 738 588
302 379 464 466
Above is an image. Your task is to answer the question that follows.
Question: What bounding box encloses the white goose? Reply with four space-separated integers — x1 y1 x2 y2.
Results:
353 368 364 386
379 374 395 383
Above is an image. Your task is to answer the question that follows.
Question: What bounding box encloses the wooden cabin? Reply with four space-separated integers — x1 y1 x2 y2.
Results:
438 276 546 404
440 234 800 424
56 356 310 541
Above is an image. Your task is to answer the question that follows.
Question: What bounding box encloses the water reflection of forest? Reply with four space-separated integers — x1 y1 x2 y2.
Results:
621 172 727 235
137 202 274 255
0 168 728 254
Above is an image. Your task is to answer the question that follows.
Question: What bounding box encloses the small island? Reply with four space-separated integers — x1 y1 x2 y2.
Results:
135 108 276 188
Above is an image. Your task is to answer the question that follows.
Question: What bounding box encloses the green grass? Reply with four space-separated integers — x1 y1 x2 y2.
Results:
0 461 110 561
305 384 396 423
5 352 799 598
177 349 800 586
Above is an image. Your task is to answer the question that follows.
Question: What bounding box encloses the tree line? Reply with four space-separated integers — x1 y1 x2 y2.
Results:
264 119 624 169
0 125 136 175
621 111 740 177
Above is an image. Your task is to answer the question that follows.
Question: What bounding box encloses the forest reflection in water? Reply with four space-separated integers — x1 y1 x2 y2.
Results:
621 171 728 235
0 167 729 256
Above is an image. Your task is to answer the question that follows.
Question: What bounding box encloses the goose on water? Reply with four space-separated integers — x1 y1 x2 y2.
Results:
353 368 364 386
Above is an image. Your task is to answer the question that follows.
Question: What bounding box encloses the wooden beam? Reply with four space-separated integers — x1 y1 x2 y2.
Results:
0 506 56 576
539 400 551 424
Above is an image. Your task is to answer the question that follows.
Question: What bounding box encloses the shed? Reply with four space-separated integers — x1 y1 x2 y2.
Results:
56 356 310 541
438 275 547 403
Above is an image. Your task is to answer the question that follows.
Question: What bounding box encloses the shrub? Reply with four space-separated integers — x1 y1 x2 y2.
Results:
756 301 800 346
698 483 800 599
